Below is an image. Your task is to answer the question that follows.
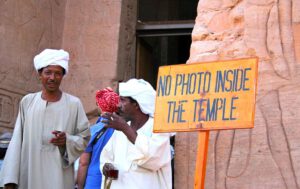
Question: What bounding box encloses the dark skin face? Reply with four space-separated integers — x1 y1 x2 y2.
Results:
116 96 138 122
39 65 64 94
101 96 147 137
101 97 136 132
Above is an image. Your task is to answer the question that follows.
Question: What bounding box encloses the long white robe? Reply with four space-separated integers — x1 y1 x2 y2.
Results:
0 92 90 189
100 117 172 189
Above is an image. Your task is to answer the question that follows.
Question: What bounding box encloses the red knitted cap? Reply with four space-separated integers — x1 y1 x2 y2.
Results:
95 87 119 113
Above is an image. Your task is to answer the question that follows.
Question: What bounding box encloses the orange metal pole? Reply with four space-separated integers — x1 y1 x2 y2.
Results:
194 131 210 189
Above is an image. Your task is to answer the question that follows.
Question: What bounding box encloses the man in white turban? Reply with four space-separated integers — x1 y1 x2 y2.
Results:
33 49 69 74
100 78 172 189
0 49 90 189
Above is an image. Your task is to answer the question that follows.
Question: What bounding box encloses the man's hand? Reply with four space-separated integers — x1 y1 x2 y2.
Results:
101 112 138 144
50 130 66 147
102 163 118 179
101 112 128 132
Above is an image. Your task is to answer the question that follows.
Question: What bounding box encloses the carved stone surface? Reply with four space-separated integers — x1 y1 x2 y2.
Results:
0 0 67 131
58 0 121 116
0 1 135 129
0 88 23 129
175 0 300 188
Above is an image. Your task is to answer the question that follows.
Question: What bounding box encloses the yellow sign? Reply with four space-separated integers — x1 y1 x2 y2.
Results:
153 58 258 132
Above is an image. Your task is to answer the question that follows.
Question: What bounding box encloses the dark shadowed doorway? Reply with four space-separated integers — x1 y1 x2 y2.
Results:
135 1 198 188
136 0 199 88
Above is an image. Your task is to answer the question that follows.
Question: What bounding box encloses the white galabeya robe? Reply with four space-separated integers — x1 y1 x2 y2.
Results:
100 117 172 189
0 92 90 189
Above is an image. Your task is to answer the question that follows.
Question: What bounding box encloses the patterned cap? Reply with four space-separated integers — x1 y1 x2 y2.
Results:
95 87 119 113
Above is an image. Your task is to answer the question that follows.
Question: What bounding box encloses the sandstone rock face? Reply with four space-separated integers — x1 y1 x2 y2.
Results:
0 0 67 132
61 0 136 121
175 0 300 188
0 0 136 130
61 0 124 120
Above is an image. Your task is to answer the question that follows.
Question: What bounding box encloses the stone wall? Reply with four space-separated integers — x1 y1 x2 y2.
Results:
61 0 136 121
175 0 300 188
0 0 136 130
61 0 126 121
0 0 67 132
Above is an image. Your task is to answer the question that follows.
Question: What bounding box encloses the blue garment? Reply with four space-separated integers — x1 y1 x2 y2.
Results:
84 117 114 189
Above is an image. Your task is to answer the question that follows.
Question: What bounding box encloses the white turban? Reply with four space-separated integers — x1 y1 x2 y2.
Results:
33 49 69 74
119 79 156 117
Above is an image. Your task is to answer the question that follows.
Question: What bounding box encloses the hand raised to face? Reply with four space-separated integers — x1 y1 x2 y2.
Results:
101 112 128 132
